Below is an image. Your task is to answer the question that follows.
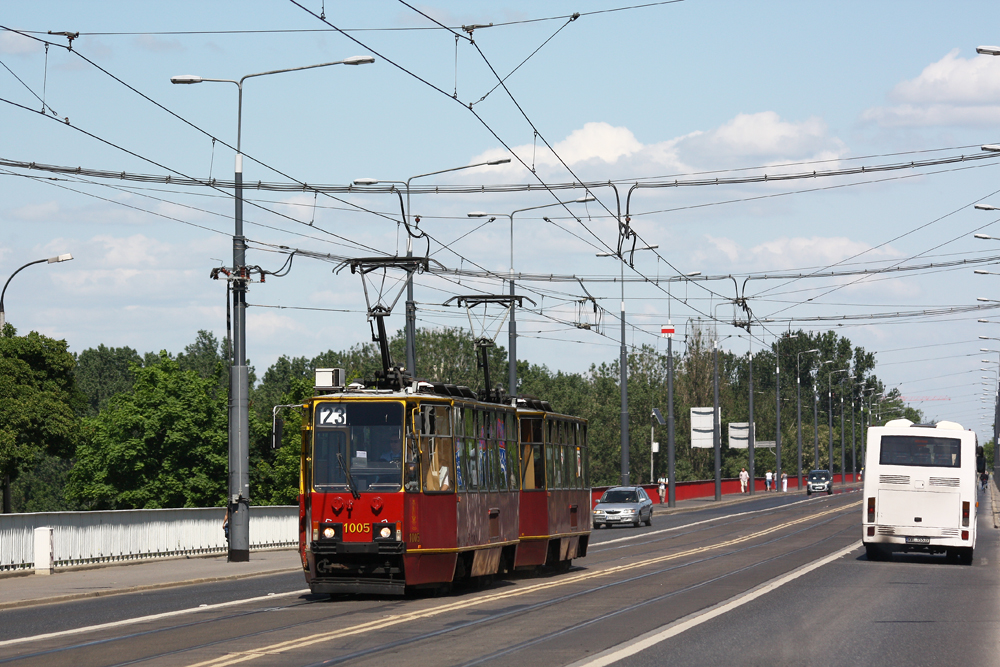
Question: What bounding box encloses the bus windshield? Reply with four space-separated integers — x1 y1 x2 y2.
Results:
314 402 404 492
879 435 961 468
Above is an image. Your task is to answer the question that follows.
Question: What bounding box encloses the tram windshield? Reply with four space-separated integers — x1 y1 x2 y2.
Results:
879 435 961 468
313 402 403 492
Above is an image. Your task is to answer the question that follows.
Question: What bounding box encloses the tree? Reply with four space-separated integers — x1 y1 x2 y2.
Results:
67 354 227 509
0 324 83 512
75 344 142 417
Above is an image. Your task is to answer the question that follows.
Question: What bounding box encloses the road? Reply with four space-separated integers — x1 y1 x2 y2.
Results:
0 486 994 667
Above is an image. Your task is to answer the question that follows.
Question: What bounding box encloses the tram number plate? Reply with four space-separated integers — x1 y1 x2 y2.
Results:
905 537 930 545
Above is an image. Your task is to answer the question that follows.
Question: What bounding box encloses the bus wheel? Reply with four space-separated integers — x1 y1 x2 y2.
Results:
959 548 974 565
865 544 884 561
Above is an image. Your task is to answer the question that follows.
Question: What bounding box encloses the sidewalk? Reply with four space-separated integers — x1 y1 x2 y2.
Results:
0 548 302 611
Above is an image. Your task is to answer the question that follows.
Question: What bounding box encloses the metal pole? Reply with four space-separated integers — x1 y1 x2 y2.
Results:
775 339 781 491
667 334 676 507
230 109 250 562
828 375 834 477
840 394 845 487
851 398 856 480
797 374 802 489
814 390 819 468
748 340 755 495
714 340 721 501
509 214 517 398
620 258 629 486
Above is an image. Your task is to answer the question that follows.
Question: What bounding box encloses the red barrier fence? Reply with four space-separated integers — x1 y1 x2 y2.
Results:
592 473 858 507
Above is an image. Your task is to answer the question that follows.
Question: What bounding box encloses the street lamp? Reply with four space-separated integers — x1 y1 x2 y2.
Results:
796 348 819 488
774 333 799 492
171 55 374 563
596 236 657 487
0 253 73 331
353 157 510 375
469 195 595 399
0 252 73 513
829 366 848 477
839 375 855 487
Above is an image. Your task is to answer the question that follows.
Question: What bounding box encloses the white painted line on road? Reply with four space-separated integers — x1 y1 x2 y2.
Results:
593 495 830 549
566 540 863 667
0 588 310 649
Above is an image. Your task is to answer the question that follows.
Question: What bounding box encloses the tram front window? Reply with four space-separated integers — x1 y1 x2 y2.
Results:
313 402 404 492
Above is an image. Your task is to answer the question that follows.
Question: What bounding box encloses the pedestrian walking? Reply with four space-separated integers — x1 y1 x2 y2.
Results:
658 477 667 504
739 467 749 494
765 470 772 492
781 470 788 493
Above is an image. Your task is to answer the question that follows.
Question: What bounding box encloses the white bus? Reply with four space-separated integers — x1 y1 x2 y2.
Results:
862 419 978 563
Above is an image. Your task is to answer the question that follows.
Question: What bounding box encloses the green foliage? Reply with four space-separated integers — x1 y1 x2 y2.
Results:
0 325 84 488
75 344 142 417
67 354 227 509
11 452 79 512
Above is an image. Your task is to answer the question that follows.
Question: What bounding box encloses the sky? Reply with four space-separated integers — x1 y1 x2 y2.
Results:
3 1 1000 441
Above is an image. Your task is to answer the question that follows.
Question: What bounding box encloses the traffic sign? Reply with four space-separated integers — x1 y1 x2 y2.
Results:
661 323 674 338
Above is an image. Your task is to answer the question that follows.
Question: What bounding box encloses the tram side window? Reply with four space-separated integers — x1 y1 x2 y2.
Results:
453 407 466 492
477 410 488 491
520 418 545 490
505 413 520 490
420 405 454 493
582 424 590 487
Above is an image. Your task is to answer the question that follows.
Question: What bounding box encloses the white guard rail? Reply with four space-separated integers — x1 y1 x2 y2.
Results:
0 506 298 571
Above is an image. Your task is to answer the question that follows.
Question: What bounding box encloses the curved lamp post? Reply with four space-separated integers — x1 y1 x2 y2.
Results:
171 55 374 562
1 252 73 513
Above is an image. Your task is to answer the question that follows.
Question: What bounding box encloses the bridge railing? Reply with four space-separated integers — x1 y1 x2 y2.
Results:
0 506 297 571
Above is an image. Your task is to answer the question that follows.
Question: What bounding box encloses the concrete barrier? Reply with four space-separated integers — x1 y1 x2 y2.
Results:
1 506 297 571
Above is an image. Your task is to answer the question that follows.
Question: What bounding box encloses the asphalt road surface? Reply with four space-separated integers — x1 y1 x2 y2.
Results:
1 486 993 667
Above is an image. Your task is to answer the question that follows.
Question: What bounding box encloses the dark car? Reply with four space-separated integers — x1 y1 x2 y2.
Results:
807 469 832 496
592 486 653 528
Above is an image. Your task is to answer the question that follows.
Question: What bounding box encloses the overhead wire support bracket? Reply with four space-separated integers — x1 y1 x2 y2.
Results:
443 293 536 403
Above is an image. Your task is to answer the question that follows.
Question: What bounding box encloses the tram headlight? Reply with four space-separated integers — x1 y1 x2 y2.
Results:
322 527 336 539
379 526 393 539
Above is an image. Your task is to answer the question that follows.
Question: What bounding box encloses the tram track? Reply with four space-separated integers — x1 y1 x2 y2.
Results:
298 510 858 667
587 494 846 555
0 497 860 667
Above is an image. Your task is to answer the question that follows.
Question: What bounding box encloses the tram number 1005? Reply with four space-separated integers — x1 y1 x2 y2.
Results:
345 523 371 534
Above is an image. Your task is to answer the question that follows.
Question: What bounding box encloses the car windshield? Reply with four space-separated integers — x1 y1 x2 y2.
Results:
808 471 830 481
601 490 637 503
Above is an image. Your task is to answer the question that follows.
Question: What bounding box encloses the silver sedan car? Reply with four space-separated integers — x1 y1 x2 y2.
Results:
592 486 653 528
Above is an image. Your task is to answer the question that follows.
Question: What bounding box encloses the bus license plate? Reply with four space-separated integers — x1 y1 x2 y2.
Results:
905 537 930 545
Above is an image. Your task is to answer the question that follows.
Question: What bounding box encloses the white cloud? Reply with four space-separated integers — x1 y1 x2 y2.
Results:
0 31 41 55
863 49 1000 127
470 113 846 180
694 235 901 273
11 201 60 221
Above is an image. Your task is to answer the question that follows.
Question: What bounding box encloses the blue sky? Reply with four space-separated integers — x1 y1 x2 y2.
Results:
3 1 1000 440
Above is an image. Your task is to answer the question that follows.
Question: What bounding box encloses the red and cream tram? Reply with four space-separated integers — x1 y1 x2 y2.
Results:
295 375 590 595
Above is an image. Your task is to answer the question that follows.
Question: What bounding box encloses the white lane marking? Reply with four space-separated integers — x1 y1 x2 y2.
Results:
566 540 862 667
0 588 310 648
592 496 829 548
